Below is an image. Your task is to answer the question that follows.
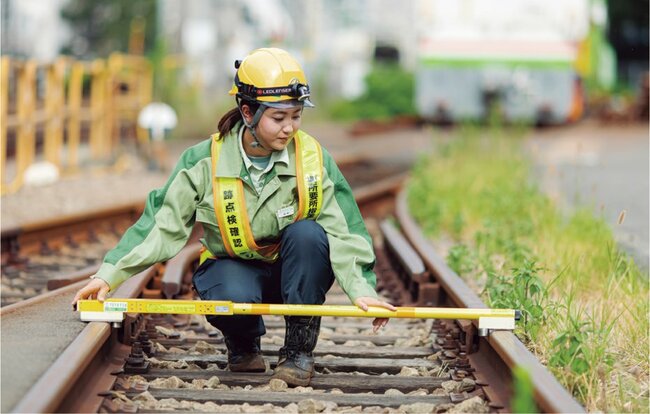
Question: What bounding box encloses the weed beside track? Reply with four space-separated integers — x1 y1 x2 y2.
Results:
407 125 649 412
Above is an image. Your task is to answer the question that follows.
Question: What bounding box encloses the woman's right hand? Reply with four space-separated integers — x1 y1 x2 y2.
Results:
71 278 110 309
354 296 396 333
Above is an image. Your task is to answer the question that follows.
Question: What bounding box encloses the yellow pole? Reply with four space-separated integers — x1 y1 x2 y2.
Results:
136 58 153 146
5 60 37 194
234 303 515 319
139 58 153 107
89 59 106 160
77 299 517 320
44 58 65 168
128 17 146 56
66 61 84 171
106 53 121 158
1 57 10 193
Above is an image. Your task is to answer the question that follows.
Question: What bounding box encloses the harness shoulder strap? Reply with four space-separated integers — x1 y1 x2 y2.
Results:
210 134 279 262
294 131 323 221
206 131 323 264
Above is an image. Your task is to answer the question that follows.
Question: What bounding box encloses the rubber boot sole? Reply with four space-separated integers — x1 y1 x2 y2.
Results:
271 370 313 387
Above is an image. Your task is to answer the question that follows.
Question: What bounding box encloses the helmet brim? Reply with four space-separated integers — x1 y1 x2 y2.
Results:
263 98 315 109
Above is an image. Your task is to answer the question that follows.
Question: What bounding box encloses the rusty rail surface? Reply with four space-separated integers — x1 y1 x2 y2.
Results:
10 267 159 413
5 173 582 413
1 202 143 256
395 190 584 413
1 202 144 306
46 265 101 291
160 243 202 299
6 175 402 413
0 158 402 307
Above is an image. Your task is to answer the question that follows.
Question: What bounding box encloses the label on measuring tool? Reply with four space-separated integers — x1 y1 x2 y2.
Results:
215 305 230 313
146 303 196 314
104 302 128 312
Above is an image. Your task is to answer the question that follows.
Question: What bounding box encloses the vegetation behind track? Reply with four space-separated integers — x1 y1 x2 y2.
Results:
328 64 417 121
407 125 649 413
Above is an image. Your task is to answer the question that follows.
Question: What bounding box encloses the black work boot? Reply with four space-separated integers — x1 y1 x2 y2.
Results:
272 316 320 386
225 336 266 372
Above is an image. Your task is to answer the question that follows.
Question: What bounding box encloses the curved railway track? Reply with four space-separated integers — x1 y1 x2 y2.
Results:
0 205 141 306
1 170 584 413
0 159 405 307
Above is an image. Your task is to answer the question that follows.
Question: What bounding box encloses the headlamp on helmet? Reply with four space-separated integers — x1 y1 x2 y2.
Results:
233 75 313 107
228 48 315 108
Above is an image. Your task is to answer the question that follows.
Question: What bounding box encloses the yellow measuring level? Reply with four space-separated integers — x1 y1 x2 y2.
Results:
77 298 518 321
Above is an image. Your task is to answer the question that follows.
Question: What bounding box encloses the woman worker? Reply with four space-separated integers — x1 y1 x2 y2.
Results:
72 48 395 386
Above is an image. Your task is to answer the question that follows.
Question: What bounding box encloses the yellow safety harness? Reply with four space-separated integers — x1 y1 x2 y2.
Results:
200 131 323 264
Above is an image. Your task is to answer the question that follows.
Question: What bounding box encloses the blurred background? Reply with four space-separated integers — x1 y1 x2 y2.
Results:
1 0 647 142
1 1 645 276
1 4 647 411
0 0 647 212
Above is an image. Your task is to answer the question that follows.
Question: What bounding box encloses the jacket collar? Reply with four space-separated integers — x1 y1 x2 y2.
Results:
237 126 290 173
215 122 297 178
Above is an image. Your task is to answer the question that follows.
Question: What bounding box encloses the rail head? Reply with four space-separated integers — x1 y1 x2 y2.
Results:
352 172 407 205
161 243 202 299
487 331 585 414
379 219 426 277
0 280 86 317
395 187 584 413
397 194 486 310
9 266 158 413
0 202 143 238
11 322 112 413
46 264 100 291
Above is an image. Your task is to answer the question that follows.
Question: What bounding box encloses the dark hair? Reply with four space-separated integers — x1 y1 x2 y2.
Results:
217 102 260 138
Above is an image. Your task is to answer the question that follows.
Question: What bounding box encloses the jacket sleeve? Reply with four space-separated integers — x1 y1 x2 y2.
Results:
316 149 378 302
94 151 203 291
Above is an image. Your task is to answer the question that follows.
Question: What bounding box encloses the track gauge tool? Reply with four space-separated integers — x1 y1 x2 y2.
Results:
77 299 519 336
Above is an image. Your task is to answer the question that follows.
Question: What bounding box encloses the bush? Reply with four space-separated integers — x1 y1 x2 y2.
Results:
329 64 416 121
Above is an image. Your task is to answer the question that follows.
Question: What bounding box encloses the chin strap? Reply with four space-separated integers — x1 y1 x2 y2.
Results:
237 98 273 152
249 137 262 149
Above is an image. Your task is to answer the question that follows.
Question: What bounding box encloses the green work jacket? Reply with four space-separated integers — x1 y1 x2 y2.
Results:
95 125 378 302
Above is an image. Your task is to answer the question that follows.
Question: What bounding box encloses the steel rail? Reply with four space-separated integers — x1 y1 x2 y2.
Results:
1 202 143 265
161 242 202 299
0 280 85 318
11 321 112 413
353 172 407 204
1 202 143 237
46 264 100 291
10 267 157 413
5 175 583 413
395 188 585 413
7 173 404 413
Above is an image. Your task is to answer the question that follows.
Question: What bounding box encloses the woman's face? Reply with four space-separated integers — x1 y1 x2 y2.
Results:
254 106 303 151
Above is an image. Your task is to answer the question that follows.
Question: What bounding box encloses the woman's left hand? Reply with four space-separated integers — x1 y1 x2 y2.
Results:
354 296 396 333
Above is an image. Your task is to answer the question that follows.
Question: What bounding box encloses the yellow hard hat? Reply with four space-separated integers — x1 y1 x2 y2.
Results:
229 48 314 108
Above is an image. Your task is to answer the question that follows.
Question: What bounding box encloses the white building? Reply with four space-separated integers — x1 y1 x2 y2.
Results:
1 0 70 61
158 0 419 100
1 0 421 100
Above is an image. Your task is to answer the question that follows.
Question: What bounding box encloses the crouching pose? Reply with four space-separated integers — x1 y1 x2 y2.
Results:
73 48 394 386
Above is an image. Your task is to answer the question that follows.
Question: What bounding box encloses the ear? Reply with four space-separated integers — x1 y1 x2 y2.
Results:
240 104 254 123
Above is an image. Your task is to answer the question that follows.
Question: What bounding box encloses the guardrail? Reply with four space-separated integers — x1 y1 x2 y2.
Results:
1 53 152 195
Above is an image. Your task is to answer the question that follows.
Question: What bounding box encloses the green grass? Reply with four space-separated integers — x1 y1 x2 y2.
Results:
407 125 649 412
